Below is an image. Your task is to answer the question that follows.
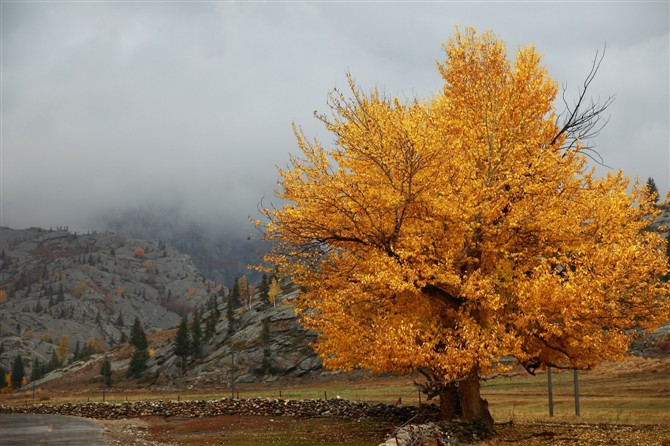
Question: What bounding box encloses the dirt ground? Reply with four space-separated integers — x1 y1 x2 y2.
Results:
97 415 670 446
98 415 395 446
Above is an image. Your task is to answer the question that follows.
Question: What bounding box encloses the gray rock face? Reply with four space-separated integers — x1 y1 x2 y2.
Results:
0 227 214 374
147 288 323 387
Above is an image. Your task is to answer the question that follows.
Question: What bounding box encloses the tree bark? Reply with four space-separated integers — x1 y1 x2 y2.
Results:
438 383 460 421
459 376 494 426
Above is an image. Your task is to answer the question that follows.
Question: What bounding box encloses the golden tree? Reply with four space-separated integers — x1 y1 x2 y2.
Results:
268 278 282 307
260 28 670 424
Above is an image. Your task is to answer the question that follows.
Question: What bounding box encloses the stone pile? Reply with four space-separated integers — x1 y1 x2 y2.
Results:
1 397 438 424
379 420 496 446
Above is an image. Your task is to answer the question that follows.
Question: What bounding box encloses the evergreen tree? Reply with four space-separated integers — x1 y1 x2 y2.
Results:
11 355 25 389
261 318 272 374
32 359 44 382
48 350 60 371
231 278 241 308
258 274 270 306
126 349 149 378
226 294 235 335
100 355 112 387
646 177 660 204
173 316 191 374
129 317 148 350
73 340 81 361
205 311 217 340
126 318 149 377
0 366 5 388
190 308 203 358
119 331 128 344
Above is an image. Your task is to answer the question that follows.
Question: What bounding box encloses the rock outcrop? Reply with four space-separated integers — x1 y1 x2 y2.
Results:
0 227 216 374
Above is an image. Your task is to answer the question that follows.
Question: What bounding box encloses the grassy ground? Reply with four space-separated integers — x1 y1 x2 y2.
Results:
3 355 669 445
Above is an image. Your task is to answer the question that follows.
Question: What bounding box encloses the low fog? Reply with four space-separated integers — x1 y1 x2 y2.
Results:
2 2 668 236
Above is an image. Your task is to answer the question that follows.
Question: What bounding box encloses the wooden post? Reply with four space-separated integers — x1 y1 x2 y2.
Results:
418 390 422 405
573 369 580 417
230 352 236 399
547 366 554 417
324 391 327 400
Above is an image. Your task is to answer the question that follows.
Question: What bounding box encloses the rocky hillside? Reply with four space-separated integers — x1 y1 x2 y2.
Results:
100 206 265 286
145 287 323 389
0 227 217 376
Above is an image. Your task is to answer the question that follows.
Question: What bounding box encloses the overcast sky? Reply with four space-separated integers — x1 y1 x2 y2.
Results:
1 1 668 234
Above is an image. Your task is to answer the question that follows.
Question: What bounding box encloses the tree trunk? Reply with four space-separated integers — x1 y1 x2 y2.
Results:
438 383 460 421
459 376 494 426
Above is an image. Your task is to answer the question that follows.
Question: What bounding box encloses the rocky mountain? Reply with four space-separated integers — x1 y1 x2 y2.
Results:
0 227 218 376
0 226 324 388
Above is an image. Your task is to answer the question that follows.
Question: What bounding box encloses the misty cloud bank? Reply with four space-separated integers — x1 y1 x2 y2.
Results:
2 2 668 236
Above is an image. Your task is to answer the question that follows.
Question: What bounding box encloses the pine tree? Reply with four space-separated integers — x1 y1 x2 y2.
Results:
190 308 203 359
48 350 60 371
129 317 148 350
126 349 149 378
11 355 25 389
260 318 273 374
231 278 241 308
73 340 81 361
100 355 112 387
126 318 149 378
258 274 270 306
646 177 660 204
0 366 5 388
173 316 191 374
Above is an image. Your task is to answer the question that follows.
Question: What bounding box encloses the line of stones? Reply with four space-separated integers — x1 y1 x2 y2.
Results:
0 397 439 423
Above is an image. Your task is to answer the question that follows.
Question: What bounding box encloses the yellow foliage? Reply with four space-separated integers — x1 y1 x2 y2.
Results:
56 335 70 362
0 289 7 304
24 329 33 340
148 348 156 357
41 331 52 343
261 28 670 384
268 278 282 307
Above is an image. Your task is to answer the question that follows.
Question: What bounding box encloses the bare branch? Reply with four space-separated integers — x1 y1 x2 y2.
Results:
552 45 614 167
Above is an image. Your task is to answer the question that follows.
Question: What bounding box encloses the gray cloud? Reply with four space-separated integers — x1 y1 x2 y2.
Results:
2 2 668 234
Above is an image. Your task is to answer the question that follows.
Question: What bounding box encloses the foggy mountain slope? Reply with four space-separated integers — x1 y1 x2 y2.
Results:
0 227 216 374
99 206 265 287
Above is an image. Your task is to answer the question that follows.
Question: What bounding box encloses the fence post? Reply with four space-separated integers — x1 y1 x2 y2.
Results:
547 366 554 417
574 369 580 417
